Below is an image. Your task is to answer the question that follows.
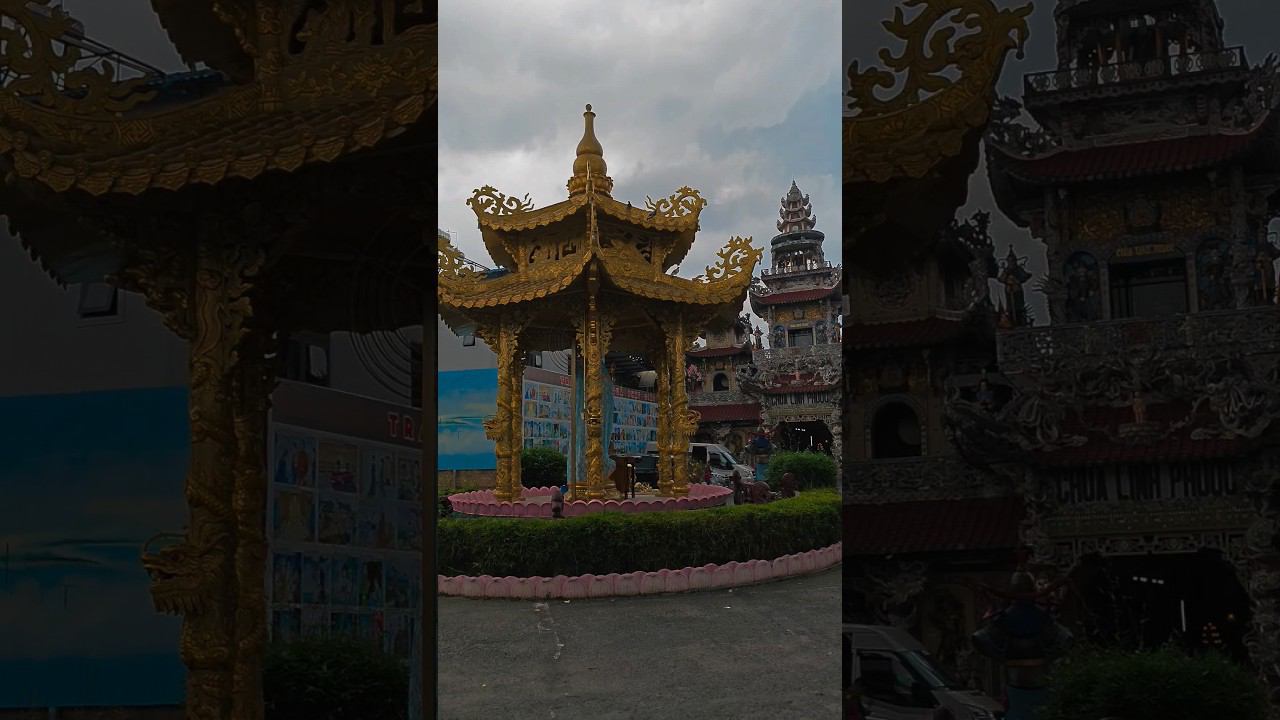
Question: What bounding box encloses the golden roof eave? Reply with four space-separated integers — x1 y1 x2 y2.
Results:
468 186 706 271
0 5 437 197
438 233 761 313
845 0 1030 186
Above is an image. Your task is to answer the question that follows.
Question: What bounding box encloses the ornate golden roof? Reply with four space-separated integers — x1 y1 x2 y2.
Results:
439 106 761 323
0 1 436 197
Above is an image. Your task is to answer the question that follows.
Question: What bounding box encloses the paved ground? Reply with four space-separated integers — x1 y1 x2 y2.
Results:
439 568 840 720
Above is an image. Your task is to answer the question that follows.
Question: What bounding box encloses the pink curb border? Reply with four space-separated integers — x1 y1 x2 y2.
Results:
447 483 732 518
438 542 842 599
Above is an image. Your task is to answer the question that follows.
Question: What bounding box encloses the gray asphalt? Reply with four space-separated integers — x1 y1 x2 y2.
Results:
438 568 842 720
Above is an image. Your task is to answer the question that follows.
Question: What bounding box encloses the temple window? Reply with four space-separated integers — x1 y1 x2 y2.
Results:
789 328 814 348
713 373 729 392
872 402 922 459
1109 257 1188 319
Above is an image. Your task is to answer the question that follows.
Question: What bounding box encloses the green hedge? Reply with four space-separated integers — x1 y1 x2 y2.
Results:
438 489 840 577
765 451 837 490
521 447 567 488
265 637 408 720
1040 646 1268 720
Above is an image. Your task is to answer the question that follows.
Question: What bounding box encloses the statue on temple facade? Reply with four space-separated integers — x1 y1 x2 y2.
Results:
999 245 1033 327
971 568 1073 720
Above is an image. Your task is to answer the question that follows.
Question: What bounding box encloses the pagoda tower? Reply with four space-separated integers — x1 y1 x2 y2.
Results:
741 182 842 459
962 0 1280 701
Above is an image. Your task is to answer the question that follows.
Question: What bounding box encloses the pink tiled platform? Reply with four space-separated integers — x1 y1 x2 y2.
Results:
447 483 732 518
438 542 842 599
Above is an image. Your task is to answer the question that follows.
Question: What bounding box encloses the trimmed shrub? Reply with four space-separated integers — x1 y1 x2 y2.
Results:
765 451 837 490
438 489 840 577
520 447 567 488
1040 646 1268 720
265 637 408 720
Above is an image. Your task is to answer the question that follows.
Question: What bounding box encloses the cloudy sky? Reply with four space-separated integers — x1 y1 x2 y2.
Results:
847 0 1280 324
439 0 842 323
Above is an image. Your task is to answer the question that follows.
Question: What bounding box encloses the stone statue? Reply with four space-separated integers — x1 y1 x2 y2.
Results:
971 569 1073 720
1131 389 1147 425
999 245 1033 327
1065 253 1101 322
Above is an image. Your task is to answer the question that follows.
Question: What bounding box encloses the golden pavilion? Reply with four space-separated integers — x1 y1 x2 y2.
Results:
439 105 763 503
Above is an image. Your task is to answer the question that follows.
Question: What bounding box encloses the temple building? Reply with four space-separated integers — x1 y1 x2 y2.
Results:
950 0 1280 700
685 312 761 458
845 0 1039 702
842 209 1022 693
736 182 843 459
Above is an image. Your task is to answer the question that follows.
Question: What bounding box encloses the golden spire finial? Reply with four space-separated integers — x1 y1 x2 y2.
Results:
568 103 613 196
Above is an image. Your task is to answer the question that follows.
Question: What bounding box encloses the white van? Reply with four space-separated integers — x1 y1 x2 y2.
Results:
843 624 1004 720
642 441 755 486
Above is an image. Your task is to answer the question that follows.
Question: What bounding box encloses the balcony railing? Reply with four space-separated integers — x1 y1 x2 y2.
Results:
760 261 834 277
843 456 1006 503
997 307 1280 373
688 390 754 406
1024 46 1246 95
755 342 841 363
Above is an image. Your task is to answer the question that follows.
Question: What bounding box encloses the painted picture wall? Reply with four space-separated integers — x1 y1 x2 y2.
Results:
0 387 188 709
438 368 660 470
267 423 422 659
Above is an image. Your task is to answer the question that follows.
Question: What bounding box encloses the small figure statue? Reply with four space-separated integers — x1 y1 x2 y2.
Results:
781 471 798 498
550 487 564 519
1255 250 1276 306
1131 388 1147 425
977 377 995 410
998 245 1032 327
753 325 764 350
772 325 786 349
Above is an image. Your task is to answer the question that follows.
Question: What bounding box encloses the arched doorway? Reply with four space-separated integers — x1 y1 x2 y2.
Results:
871 402 922 458
1065 550 1250 661
774 421 833 454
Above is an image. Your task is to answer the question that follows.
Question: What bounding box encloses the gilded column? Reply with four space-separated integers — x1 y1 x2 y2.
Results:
582 266 613 499
136 240 264 720
508 326 525 502
652 333 675 498
483 319 520 502
670 312 693 497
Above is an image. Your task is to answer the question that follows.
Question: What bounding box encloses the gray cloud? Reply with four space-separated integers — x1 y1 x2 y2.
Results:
440 0 842 327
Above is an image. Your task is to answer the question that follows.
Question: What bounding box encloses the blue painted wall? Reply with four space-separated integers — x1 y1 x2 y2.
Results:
0 387 188 708
436 368 499 471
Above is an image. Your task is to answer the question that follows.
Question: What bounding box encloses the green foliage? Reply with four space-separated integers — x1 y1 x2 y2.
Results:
520 446 567 488
265 637 408 720
1040 645 1268 720
764 451 837 490
438 489 840 577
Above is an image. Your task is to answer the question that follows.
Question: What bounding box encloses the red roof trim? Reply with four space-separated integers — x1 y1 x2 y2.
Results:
690 402 761 423
750 286 839 306
843 497 1023 556
1003 130 1261 184
845 317 966 349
